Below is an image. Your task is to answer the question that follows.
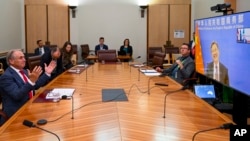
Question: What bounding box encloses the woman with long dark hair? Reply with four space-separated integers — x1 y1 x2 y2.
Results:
61 41 74 70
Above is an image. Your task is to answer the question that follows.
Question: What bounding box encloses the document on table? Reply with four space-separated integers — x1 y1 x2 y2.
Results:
140 69 157 73
144 72 162 76
46 88 75 99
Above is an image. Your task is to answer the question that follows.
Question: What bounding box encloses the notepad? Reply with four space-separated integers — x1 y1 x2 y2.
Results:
144 72 161 76
140 69 157 73
133 64 144 67
45 88 75 99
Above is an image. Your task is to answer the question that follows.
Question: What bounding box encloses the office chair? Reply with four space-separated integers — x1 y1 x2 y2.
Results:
182 71 198 91
81 44 90 60
0 94 8 126
27 55 42 70
0 62 4 75
151 52 166 69
148 47 163 63
97 50 117 62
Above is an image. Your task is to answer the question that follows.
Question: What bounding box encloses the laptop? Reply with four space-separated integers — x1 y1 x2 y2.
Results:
194 85 216 105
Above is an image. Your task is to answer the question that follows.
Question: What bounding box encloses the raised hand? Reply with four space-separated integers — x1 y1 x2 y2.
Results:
28 66 43 83
44 61 57 74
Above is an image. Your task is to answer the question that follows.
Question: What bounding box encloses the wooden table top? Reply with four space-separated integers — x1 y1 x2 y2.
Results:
0 63 232 141
86 55 131 60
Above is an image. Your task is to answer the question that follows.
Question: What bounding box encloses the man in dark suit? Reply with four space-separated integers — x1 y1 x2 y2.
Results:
155 43 195 85
34 40 50 55
40 46 64 80
95 37 108 55
0 49 56 125
206 42 229 85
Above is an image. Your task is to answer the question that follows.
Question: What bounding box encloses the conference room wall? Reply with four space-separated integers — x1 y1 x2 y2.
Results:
0 0 25 53
70 0 147 62
236 0 250 12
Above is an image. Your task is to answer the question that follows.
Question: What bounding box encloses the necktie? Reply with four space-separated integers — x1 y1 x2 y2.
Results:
215 65 219 81
171 57 186 78
19 70 33 99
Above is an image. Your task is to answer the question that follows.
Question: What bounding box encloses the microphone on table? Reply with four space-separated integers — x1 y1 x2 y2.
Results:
129 56 141 72
23 119 61 141
36 94 75 125
61 95 74 119
162 86 188 118
192 123 233 141
135 56 141 60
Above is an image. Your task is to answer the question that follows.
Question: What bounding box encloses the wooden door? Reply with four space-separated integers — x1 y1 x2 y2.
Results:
25 5 47 53
148 4 169 47
169 4 190 47
48 5 69 48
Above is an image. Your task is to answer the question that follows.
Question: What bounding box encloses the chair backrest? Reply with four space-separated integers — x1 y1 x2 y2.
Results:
81 44 90 59
27 55 42 70
0 62 4 75
148 47 162 62
97 50 117 62
0 94 8 125
152 52 166 66
71 44 78 64
182 71 197 91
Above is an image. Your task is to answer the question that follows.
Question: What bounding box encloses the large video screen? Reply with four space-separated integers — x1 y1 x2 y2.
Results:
195 11 250 96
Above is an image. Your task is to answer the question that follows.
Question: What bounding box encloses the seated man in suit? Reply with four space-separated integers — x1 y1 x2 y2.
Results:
155 43 195 85
95 37 108 55
40 46 64 81
0 49 56 125
34 40 50 55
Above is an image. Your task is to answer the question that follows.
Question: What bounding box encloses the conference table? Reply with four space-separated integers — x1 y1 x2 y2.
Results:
0 62 232 141
86 55 131 62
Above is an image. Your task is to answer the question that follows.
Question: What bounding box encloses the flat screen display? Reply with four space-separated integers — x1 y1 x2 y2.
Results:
194 11 250 96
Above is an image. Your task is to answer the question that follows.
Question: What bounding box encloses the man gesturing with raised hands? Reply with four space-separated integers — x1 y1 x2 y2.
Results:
0 49 56 125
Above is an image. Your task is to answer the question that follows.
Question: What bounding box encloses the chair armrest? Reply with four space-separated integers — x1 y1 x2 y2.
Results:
0 110 8 124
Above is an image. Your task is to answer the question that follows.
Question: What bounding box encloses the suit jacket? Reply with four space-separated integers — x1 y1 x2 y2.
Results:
120 46 133 56
0 67 50 124
162 56 195 85
40 51 64 80
95 44 108 55
206 62 229 85
34 46 50 55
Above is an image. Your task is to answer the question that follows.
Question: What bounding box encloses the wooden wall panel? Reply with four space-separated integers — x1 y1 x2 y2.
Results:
169 4 190 47
25 5 47 53
48 5 69 48
224 0 236 12
25 0 67 5
150 0 191 5
148 5 169 47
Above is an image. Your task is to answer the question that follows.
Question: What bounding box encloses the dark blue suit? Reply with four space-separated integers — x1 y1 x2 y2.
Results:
95 44 108 55
0 67 50 125
34 46 50 55
40 51 63 80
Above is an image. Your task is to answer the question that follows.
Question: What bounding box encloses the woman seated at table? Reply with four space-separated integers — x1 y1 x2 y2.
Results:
61 41 74 69
119 38 133 62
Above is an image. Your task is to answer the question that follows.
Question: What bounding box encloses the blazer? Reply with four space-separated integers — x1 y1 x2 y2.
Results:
40 51 64 80
120 46 133 56
95 44 108 55
0 67 50 124
34 46 50 55
206 62 229 85
162 56 195 85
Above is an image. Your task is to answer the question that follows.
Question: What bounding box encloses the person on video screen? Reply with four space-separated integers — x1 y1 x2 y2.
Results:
206 42 229 85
